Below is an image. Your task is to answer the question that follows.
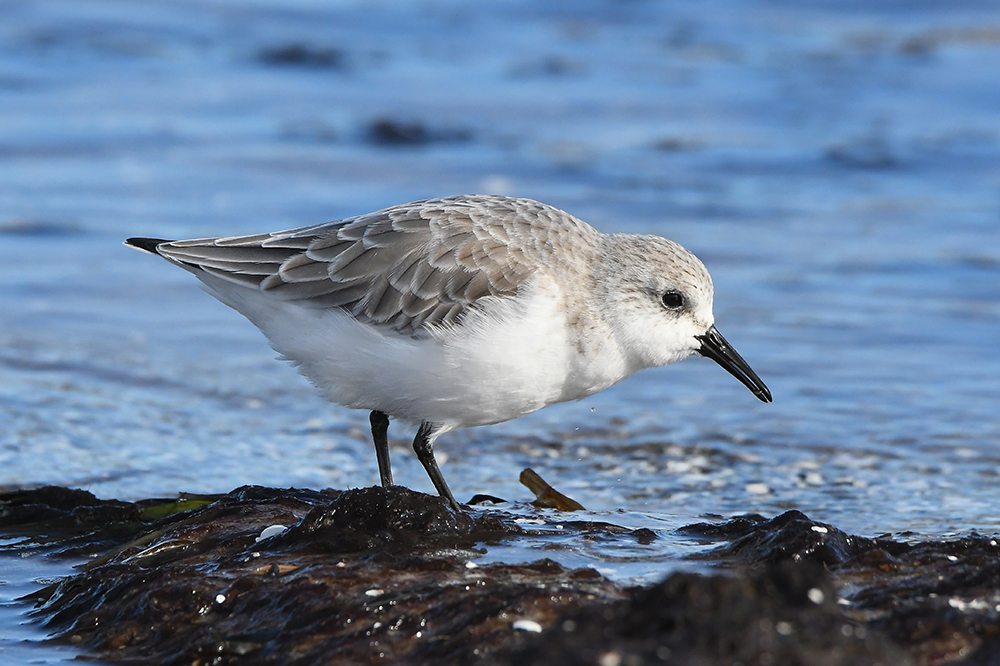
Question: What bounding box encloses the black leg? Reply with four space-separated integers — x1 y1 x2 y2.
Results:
369 410 393 488
412 421 460 510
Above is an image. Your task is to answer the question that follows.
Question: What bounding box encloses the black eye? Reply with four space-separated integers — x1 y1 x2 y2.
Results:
661 290 685 309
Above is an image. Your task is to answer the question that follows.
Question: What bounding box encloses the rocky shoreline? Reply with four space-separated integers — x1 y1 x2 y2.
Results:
2 485 998 665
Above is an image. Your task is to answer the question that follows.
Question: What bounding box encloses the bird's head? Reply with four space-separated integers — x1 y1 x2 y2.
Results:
596 234 771 403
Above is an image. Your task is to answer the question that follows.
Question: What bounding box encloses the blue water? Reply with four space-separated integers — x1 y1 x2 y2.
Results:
2 0 999 661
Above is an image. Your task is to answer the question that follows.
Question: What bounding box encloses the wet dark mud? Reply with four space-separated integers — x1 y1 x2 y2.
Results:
3 487 999 665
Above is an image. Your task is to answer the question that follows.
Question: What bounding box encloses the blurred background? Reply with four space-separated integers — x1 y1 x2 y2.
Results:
1 0 998 544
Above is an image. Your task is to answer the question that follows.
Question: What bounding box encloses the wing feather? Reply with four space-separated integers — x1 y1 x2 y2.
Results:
260 274 338 298
199 266 268 288
325 242 369 275
149 195 599 335
278 257 331 283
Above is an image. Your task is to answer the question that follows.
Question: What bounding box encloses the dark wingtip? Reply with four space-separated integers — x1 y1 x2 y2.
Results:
124 237 171 254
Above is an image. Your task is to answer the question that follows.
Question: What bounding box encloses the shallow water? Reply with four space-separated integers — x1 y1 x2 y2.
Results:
1 0 999 660
0 542 114 665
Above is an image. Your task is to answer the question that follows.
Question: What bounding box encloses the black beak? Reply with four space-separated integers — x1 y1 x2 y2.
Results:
695 325 772 403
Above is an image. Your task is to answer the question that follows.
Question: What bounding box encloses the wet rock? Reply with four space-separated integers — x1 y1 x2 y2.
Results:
677 511 768 540
366 118 473 146
36 551 613 665
497 562 910 666
0 485 145 554
6 486 622 665
825 124 898 169
653 136 703 151
898 27 1000 56
684 510 906 566
268 485 519 555
839 536 1000 665
679 513 1000 665
5 487 1000 665
258 44 343 69
0 485 132 525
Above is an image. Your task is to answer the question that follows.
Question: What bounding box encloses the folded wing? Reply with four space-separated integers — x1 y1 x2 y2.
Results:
140 195 594 335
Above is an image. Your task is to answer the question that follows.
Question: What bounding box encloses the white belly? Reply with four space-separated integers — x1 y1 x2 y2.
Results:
200 274 631 433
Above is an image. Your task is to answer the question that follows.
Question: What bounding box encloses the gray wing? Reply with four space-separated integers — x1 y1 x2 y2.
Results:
150 195 597 335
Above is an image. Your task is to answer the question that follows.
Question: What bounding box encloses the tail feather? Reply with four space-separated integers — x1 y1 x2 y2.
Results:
125 237 172 255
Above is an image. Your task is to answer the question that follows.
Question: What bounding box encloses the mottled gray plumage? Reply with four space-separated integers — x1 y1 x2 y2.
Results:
154 195 600 334
127 194 771 510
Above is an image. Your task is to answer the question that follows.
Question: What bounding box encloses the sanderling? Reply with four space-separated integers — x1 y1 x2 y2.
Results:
127 195 770 509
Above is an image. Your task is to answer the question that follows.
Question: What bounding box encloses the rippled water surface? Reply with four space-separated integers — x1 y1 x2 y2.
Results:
2 0 999 660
